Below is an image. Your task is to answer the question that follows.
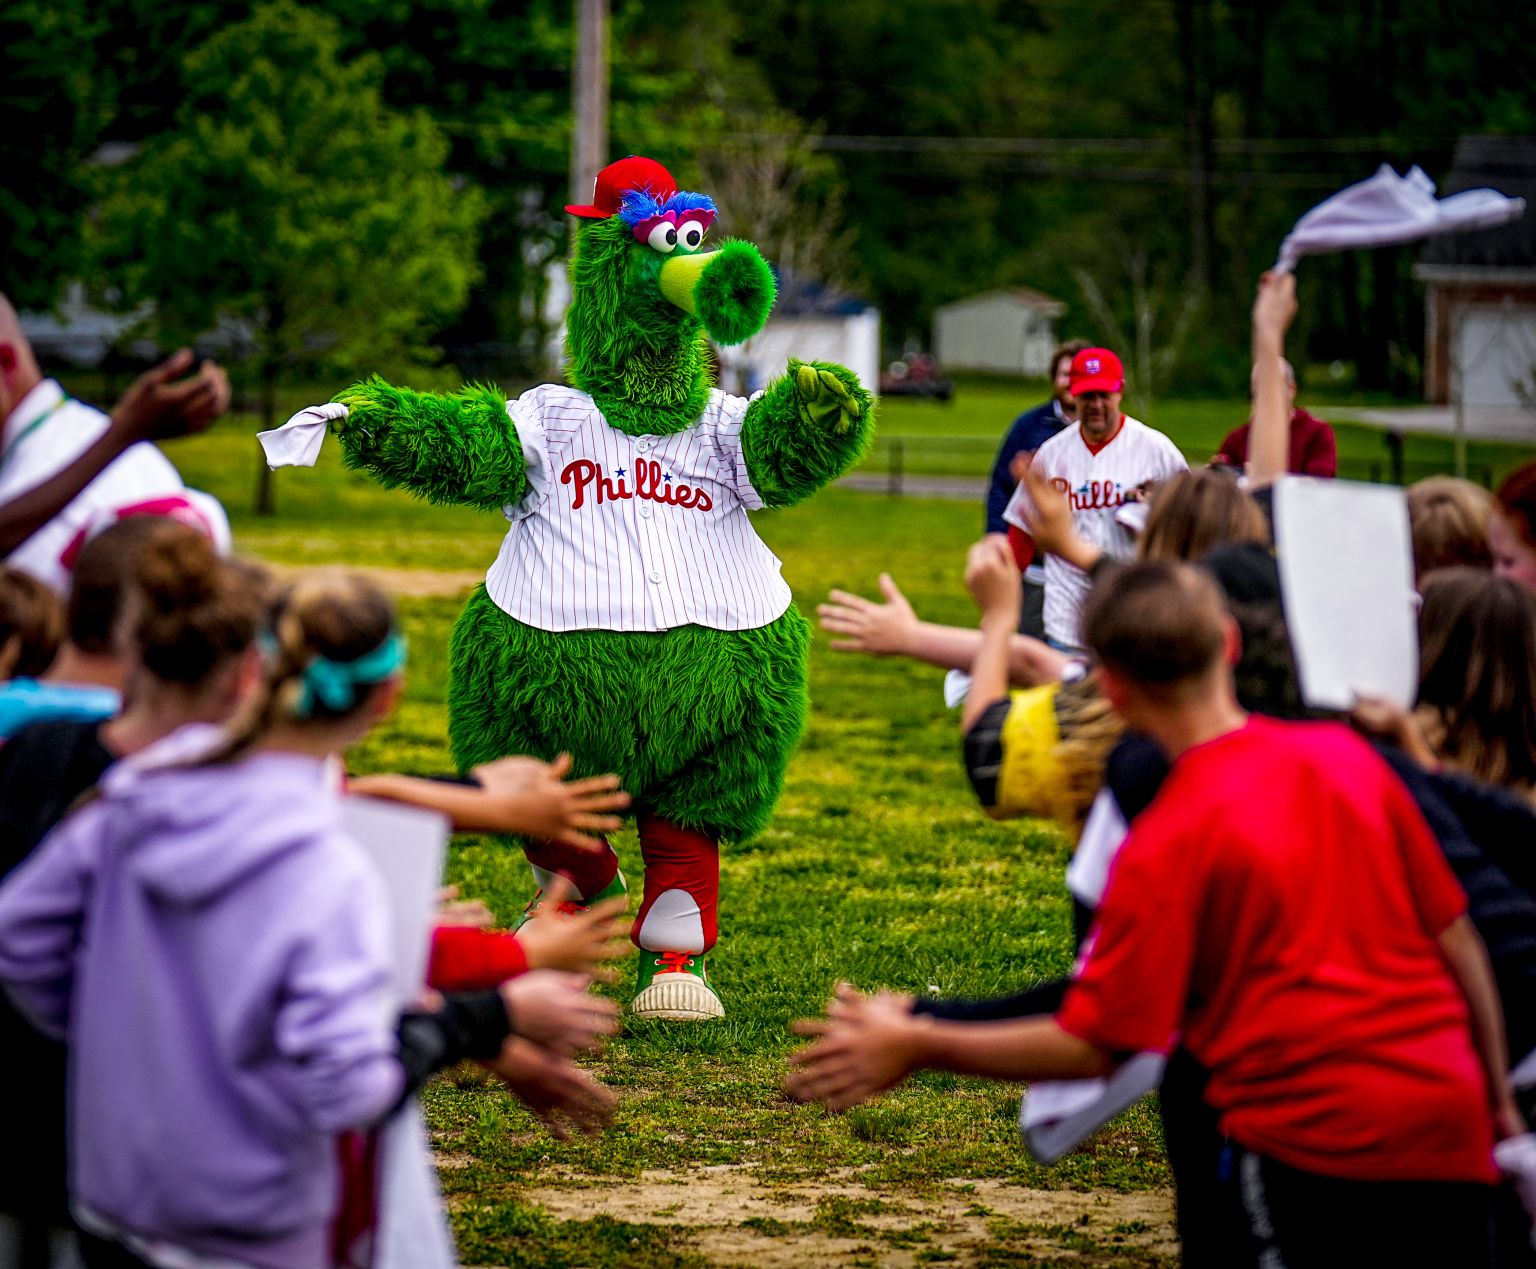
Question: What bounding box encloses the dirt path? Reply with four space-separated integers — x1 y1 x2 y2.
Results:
265 562 483 597
460 1165 1178 1267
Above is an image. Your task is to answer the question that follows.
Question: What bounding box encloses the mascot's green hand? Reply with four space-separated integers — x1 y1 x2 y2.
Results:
791 360 864 436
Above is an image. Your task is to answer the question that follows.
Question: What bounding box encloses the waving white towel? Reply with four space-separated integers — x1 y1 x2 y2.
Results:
257 401 349 469
1275 164 1525 273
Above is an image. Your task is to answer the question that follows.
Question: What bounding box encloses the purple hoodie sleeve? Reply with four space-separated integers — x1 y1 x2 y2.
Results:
0 803 108 1038
267 858 405 1132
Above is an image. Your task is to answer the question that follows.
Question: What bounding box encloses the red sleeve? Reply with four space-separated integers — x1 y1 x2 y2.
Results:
1055 827 1195 1055
1382 771 1468 937
1007 523 1036 571
1301 420 1337 477
426 925 528 991
1213 424 1246 466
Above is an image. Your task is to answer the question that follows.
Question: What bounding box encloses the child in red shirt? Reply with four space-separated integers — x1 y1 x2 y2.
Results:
790 559 1520 1268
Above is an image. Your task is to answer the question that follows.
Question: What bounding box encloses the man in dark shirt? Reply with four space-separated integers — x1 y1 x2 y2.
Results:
1213 359 1337 477
985 338 1089 637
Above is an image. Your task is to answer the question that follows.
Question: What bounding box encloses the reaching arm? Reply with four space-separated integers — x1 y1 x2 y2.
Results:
1247 272 1297 489
962 537 1023 732
348 755 628 852
741 360 875 507
331 376 530 510
1438 914 1527 1139
786 985 1111 1112
817 573 1067 684
0 351 229 556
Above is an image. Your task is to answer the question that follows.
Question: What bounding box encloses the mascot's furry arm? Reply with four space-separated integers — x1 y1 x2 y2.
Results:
329 375 529 511
741 359 876 508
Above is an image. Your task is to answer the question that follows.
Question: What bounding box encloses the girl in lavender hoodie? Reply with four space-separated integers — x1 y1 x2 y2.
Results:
0 568 614 1269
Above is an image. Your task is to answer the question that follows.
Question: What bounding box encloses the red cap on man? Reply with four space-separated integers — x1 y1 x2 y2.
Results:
1069 347 1125 395
564 156 678 219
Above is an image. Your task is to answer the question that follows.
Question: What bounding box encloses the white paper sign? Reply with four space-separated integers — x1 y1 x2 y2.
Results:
1273 476 1418 711
343 795 449 1007
342 795 457 1269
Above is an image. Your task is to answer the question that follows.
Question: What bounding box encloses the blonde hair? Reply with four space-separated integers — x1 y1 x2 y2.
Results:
215 569 397 762
1406 476 1494 581
1138 469 1269 564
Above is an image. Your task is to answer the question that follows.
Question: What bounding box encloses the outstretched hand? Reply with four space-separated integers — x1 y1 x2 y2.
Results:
111 349 231 443
480 1036 615 1140
499 969 619 1057
791 360 864 436
1252 270 1298 352
516 878 631 976
817 574 919 656
786 983 927 1112
472 753 630 852
964 536 1022 621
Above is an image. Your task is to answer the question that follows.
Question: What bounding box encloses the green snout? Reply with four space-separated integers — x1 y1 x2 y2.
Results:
658 240 776 346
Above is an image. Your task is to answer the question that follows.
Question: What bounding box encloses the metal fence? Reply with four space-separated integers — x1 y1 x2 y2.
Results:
860 435 1494 498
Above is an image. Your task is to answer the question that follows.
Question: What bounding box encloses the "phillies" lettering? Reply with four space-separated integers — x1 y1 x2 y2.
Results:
561 458 714 513
1052 477 1124 512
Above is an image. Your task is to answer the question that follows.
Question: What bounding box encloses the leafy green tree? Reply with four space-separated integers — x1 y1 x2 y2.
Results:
89 0 484 513
0 0 105 308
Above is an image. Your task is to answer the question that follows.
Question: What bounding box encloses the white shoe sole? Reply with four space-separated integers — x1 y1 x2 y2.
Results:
630 973 725 1021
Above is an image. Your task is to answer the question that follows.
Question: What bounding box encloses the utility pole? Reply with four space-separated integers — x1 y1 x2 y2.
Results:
570 0 609 205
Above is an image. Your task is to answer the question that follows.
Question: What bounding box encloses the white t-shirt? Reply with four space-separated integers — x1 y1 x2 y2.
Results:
1003 415 1187 647
485 384 793 632
0 380 224 595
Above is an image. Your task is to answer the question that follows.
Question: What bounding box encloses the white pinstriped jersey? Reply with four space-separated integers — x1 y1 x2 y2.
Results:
0 380 225 596
1003 415 1187 647
485 385 792 632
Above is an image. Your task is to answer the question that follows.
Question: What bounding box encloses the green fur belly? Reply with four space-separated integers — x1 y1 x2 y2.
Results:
447 585 810 842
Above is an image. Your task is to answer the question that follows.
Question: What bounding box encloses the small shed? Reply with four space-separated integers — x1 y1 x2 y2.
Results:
715 270 880 398
933 288 1066 378
1416 136 1536 408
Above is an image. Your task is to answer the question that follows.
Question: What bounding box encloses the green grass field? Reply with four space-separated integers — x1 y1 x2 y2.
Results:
131 409 1186 1266
72 382 1529 1266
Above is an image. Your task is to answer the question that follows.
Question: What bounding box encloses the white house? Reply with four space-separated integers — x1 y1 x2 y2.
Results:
933 287 1066 377
1416 136 1536 410
716 271 880 398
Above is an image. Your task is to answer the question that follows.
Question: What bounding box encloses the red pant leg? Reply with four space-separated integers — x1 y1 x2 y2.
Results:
633 811 719 954
521 837 620 901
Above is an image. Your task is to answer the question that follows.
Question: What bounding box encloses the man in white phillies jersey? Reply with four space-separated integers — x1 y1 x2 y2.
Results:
1004 347 1187 648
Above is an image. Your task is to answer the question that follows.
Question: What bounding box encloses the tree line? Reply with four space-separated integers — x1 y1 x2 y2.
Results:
4 0 1532 400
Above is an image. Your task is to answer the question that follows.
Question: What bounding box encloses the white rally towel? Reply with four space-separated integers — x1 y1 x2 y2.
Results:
1019 1052 1167 1165
1274 164 1525 274
257 402 349 469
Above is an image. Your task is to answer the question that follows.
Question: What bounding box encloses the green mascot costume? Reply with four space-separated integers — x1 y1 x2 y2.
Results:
260 156 874 1020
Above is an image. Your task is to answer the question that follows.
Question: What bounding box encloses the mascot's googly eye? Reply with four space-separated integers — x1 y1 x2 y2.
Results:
647 221 679 253
676 219 707 252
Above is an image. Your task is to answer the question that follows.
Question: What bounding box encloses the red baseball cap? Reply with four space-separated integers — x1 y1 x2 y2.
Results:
1069 347 1124 395
565 156 678 219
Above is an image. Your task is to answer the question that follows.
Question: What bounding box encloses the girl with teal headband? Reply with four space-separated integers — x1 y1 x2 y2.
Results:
0 565 621 1268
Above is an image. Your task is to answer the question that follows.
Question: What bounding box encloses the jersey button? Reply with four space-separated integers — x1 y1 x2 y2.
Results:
637 436 653 451
639 505 652 519
647 569 662 583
